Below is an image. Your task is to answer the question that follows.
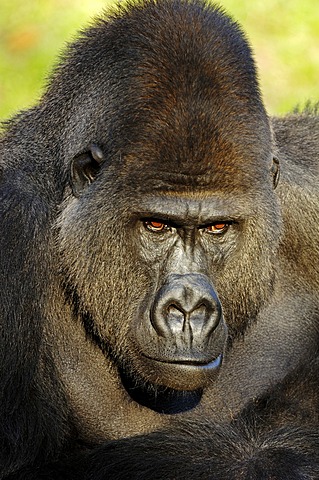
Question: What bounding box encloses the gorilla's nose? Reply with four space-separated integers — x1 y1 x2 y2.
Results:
151 274 221 346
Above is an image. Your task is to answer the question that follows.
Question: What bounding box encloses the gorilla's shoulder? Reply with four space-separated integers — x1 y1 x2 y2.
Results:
271 105 319 172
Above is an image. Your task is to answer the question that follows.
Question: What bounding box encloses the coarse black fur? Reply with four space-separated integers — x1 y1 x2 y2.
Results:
0 0 318 478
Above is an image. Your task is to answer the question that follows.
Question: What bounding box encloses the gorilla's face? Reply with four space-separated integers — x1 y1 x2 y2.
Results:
58 150 280 397
120 193 229 391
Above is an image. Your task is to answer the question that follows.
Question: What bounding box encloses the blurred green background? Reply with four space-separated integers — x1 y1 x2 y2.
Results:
0 0 318 120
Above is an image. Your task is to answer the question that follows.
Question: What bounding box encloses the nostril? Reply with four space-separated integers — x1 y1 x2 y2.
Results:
188 303 213 336
190 303 209 321
166 304 186 334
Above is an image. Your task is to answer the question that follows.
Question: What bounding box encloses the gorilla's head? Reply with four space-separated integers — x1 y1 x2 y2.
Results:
56 0 280 401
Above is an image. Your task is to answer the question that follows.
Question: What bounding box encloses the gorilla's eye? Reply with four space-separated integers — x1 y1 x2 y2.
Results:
144 220 171 233
205 222 229 235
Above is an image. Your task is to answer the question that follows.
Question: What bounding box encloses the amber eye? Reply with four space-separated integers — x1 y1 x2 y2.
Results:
205 222 229 235
144 220 170 233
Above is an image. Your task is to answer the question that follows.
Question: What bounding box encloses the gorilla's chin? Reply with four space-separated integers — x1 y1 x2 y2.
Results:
119 365 204 414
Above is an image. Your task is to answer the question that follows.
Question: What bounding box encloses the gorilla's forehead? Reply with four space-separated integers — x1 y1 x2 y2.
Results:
128 191 260 222
117 157 271 196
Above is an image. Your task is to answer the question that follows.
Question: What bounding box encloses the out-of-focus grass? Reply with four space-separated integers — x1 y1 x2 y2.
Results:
224 0 319 115
0 0 318 120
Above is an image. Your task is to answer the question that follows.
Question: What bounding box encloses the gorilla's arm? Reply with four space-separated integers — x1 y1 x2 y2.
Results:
9 358 319 480
77 359 319 480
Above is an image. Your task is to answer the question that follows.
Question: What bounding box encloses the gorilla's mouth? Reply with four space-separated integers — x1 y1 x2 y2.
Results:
137 352 223 391
143 353 223 369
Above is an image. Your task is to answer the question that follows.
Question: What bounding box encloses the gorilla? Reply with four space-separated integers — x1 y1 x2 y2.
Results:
0 0 318 478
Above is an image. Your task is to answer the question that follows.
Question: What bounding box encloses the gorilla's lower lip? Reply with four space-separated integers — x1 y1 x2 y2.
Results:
143 354 223 370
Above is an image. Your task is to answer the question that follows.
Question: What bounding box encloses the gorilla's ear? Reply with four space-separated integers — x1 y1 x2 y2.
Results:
71 144 105 197
271 156 280 189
